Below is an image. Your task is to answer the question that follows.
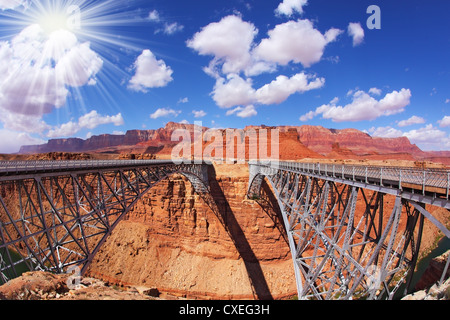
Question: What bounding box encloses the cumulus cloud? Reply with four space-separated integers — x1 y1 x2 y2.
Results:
212 74 256 109
300 88 412 122
275 0 308 16
150 107 181 119
162 22 184 35
0 0 26 10
148 9 184 35
254 19 342 68
403 124 449 150
187 14 341 115
369 124 450 151
0 24 103 135
47 111 124 138
213 72 324 109
368 126 403 138
192 110 207 118
187 15 258 76
255 73 325 105
78 110 124 129
369 87 382 96
55 41 103 87
348 22 365 46
438 116 450 128
178 97 189 104
226 105 258 118
148 10 161 22
128 49 173 92
0 25 102 118
398 115 426 127
0 129 46 154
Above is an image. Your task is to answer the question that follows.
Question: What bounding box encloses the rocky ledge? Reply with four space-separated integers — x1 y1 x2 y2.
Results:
402 278 450 301
0 271 166 300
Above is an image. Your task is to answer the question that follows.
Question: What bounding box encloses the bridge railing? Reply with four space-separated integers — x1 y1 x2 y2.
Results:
250 161 450 199
0 160 179 177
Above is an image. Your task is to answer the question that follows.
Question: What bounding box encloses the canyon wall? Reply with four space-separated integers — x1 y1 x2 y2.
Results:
87 164 297 300
18 122 436 164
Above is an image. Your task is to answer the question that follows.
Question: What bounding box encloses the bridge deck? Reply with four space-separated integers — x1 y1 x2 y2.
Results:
253 160 450 197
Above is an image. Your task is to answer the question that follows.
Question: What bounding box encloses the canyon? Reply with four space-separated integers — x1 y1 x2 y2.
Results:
17 122 450 167
1 122 449 300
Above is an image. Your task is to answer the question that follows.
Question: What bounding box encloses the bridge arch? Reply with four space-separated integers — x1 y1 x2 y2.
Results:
0 161 212 282
248 161 450 300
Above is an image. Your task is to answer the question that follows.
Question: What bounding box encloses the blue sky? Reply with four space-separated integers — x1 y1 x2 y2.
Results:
0 0 449 153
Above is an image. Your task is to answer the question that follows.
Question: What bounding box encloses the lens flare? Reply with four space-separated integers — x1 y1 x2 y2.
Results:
0 0 154 136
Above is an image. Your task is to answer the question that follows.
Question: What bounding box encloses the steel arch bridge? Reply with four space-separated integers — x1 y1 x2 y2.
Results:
248 161 450 300
0 159 449 300
0 160 210 282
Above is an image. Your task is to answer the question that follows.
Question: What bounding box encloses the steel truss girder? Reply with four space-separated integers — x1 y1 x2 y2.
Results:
248 163 448 300
0 163 210 283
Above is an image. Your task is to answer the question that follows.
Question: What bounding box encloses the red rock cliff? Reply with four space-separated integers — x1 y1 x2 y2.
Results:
87 164 297 300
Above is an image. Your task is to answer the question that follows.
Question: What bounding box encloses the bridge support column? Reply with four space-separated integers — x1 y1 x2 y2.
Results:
0 161 211 283
247 162 445 300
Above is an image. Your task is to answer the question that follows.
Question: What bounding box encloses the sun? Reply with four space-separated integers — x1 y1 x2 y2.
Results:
37 4 81 35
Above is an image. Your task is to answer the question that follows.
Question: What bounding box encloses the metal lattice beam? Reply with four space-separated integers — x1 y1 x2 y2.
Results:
0 161 210 283
248 161 450 300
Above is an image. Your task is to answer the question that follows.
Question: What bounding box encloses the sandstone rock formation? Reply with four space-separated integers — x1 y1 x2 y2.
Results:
86 164 297 300
0 271 156 300
18 122 446 166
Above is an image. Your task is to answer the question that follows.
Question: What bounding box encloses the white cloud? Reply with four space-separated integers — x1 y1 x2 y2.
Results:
0 24 103 137
0 110 51 133
192 110 207 118
55 41 103 87
299 110 315 122
369 126 403 138
301 88 412 122
254 19 342 68
398 115 426 127
0 25 102 118
369 87 382 96
162 22 184 35
438 116 450 128
403 124 448 148
128 49 173 92
47 121 80 138
178 97 189 104
148 10 184 35
0 129 46 154
187 15 258 75
78 110 124 129
47 111 124 138
0 0 25 10
368 124 450 151
255 72 325 105
213 72 324 110
150 107 181 119
348 22 365 46
212 74 256 109
226 105 257 118
188 15 340 113
275 0 308 16
445 99 450 104
148 10 160 22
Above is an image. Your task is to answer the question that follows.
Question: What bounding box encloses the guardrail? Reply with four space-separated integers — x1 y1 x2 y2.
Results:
0 160 180 177
251 161 450 199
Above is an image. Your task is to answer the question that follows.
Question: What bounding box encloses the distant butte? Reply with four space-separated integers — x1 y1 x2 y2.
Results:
15 122 450 167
